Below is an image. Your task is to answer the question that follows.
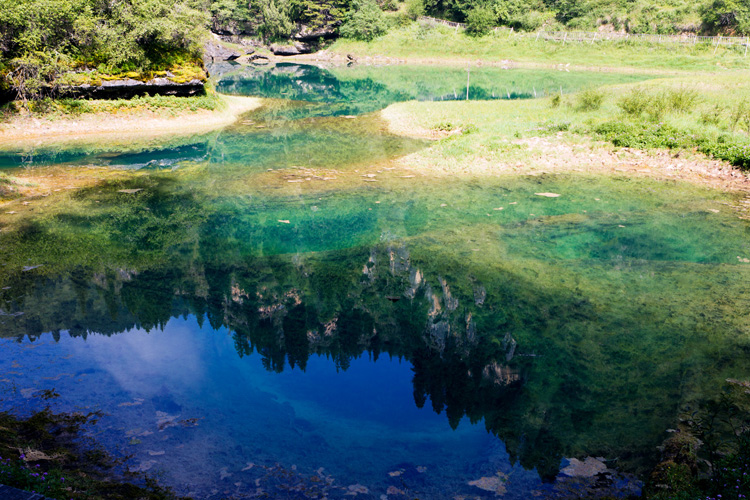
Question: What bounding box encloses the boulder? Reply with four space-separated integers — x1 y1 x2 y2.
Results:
270 42 312 56
202 40 242 65
293 25 337 41
248 54 270 64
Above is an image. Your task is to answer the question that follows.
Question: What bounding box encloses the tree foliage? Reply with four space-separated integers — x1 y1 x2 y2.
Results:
257 0 294 41
339 0 390 40
465 6 497 35
699 0 750 34
0 0 208 100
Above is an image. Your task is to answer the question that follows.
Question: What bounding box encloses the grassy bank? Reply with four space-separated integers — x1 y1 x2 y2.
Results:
1 91 224 119
328 21 750 72
379 70 750 190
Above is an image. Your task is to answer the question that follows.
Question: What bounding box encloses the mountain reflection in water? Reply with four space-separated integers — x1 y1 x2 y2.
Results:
0 63 749 499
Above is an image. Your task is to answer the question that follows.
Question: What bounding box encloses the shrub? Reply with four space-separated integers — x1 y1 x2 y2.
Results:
405 0 425 19
699 0 750 35
378 0 398 10
700 104 724 126
729 99 750 132
339 0 390 40
594 120 750 170
618 86 699 121
576 87 605 111
258 0 294 41
666 87 700 114
618 87 652 116
508 10 553 31
465 7 497 36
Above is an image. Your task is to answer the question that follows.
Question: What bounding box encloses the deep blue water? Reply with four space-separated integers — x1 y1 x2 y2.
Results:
0 317 546 499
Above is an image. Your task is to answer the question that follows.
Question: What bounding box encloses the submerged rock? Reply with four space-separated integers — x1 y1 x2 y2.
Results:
468 472 508 495
560 457 607 478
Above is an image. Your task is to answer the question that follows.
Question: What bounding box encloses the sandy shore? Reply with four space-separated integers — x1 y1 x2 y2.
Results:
0 95 262 148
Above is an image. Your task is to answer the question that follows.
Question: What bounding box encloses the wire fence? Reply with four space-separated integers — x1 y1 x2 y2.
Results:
417 15 750 53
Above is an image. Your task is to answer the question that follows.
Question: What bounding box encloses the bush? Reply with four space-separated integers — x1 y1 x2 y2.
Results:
508 10 553 31
339 0 390 40
617 86 699 121
700 104 724 126
618 87 652 116
465 6 497 36
405 0 425 19
594 120 750 170
258 0 294 42
378 0 399 11
699 0 750 35
667 87 700 114
576 87 605 111
0 0 208 100
730 99 750 132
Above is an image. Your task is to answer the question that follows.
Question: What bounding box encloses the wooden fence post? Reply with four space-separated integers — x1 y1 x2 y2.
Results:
714 35 722 55
466 64 470 100
563 32 567 45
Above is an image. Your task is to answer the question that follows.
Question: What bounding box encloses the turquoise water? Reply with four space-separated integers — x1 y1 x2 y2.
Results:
0 65 749 499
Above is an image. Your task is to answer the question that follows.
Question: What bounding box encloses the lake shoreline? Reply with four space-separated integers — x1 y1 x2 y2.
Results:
380 104 750 194
283 50 684 76
0 94 262 147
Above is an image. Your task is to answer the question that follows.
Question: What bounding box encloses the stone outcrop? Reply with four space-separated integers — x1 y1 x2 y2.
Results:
292 25 337 42
203 39 242 65
248 54 270 64
270 42 312 56
60 78 205 99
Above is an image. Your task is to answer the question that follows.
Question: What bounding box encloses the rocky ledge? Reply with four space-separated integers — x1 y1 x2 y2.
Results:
60 77 205 99
270 42 313 56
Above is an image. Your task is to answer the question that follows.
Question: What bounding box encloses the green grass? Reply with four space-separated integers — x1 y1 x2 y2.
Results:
382 71 750 171
329 21 750 71
0 91 225 120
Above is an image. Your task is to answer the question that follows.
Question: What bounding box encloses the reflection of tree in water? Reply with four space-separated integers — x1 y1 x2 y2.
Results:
0 236 657 481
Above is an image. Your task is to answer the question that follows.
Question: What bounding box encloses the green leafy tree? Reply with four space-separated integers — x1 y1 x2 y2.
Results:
700 0 750 34
256 0 294 41
405 0 426 19
290 0 351 31
0 0 210 100
96 0 208 70
465 5 497 34
339 0 390 40
0 0 98 99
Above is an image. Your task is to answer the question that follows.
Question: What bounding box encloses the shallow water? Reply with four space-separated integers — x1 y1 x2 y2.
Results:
1 64 749 499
